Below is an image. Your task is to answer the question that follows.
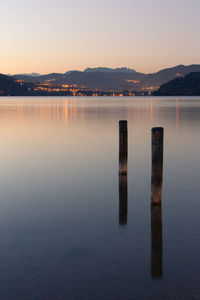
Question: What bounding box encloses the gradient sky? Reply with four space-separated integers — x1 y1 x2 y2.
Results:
1 0 200 74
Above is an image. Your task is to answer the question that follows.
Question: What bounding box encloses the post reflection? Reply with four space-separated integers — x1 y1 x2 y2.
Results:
119 174 128 226
151 127 164 279
151 205 163 278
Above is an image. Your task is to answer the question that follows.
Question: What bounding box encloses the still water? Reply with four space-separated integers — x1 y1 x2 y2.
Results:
0 96 199 299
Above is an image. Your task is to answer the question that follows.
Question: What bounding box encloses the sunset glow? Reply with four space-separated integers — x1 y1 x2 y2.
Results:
1 0 200 74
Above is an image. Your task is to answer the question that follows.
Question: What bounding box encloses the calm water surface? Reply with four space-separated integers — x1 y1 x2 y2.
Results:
0 96 200 299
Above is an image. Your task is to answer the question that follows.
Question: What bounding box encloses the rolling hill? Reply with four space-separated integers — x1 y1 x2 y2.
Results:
0 73 30 96
152 72 200 96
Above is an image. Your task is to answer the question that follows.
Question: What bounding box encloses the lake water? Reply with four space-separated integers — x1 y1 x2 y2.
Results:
0 96 200 299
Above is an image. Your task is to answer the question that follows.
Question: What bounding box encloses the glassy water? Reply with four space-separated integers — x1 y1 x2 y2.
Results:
0 96 200 299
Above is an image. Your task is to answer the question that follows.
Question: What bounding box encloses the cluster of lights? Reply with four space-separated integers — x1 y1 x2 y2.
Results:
14 79 153 96
176 73 183 77
126 79 140 83
142 86 159 91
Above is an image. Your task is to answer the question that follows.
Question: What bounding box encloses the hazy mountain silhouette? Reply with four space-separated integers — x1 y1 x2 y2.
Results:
84 67 136 73
153 72 200 96
14 72 41 77
13 70 144 90
11 64 200 91
53 71 144 90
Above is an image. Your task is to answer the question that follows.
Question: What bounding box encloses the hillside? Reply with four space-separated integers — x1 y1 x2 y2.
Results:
140 64 200 89
0 74 30 96
152 72 200 96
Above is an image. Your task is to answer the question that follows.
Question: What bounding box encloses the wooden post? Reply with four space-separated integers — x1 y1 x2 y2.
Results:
151 127 164 278
119 174 128 226
151 127 164 206
119 120 128 176
151 205 163 278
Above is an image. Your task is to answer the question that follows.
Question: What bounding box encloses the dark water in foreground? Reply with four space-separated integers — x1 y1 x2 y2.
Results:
0 96 200 299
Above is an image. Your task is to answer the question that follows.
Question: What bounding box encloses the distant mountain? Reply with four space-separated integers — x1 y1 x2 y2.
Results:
12 64 200 91
2 69 200 96
0 73 30 96
84 67 136 73
13 69 145 90
152 72 200 96
13 72 64 82
14 72 41 77
52 71 145 90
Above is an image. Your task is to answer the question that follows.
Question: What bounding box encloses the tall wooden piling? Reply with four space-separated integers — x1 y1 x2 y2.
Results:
119 120 128 176
151 127 164 206
151 127 164 278
119 174 128 225
118 120 128 225
151 205 163 278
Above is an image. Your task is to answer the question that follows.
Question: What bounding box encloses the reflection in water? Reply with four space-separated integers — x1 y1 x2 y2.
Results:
119 174 128 226
0 97 185 128
151 127 164 278
15 99 79 123
150 98 153 121
0 98 200 299
151 205 163 279
18 102 23 121
176 98 179 130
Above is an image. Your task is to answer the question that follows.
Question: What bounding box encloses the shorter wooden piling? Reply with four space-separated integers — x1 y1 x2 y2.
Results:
119 120 128 176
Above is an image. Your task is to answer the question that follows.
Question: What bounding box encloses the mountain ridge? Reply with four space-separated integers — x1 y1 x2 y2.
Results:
5 64 200 92
12 64 200 91
83 67 137 73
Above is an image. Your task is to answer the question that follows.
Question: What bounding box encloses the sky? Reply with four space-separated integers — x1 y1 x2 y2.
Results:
1 0 200 74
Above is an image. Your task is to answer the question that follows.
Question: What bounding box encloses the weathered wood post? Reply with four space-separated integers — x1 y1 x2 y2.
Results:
151 205 163 278
119 120 128 176
118 120 128 225
151 127 164 206
119 174 128 225
151 127 164 278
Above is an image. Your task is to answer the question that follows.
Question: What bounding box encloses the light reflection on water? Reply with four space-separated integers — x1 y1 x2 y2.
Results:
0 96 200 299
0 96 182 125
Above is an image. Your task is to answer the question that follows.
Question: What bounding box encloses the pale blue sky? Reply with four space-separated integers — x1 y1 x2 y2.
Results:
1 0 200 74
